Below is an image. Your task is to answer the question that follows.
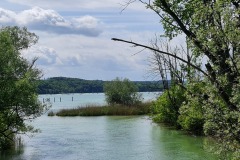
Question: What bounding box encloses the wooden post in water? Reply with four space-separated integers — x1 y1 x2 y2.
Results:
54 97 55 102
43 98 44 103
72 97 73 101
60 97 61 102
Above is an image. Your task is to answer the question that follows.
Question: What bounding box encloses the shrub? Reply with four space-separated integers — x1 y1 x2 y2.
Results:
151 85 185 127
178 98 204 135
104 77 142 106
177 82 205 135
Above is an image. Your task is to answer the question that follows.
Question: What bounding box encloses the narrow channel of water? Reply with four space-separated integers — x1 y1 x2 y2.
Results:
0 93 218 160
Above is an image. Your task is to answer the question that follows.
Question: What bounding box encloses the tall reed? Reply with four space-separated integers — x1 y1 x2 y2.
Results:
50 102 152 117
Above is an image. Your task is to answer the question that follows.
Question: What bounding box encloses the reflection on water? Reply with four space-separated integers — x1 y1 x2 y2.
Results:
0 147 24 160
0 93 218 160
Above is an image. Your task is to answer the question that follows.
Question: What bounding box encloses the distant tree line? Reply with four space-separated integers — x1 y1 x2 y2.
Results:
37 77 165 94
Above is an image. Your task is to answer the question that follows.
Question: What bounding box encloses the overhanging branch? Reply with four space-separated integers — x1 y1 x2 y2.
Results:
111 38 209 78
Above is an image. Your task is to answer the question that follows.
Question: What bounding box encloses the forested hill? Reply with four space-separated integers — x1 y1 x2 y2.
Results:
37 77 164 94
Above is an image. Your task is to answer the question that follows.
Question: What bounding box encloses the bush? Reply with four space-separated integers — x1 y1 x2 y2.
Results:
151 85 185 127
178 97 204 135
177 82 205 135
103 77 142 106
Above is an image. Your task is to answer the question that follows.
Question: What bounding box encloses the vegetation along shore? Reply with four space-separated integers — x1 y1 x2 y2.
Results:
48 102 152 117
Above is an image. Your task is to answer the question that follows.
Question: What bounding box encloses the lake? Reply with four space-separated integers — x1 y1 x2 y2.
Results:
39 92 160 111
0 93 218 160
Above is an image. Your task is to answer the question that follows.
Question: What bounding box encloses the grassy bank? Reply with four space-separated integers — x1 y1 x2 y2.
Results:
48 102 152 117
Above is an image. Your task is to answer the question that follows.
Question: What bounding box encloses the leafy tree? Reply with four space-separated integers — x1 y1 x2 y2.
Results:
149 39 205 132
0 26 47 150
116 0 239 110
104 77 142 106
113 0 240 157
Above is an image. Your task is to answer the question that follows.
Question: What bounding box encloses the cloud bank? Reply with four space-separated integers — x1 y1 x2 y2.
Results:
0 7 103 36
7 0 145 11
0 0 164 80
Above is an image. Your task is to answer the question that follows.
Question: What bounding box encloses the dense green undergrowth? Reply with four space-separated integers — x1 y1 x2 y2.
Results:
150 84 240 159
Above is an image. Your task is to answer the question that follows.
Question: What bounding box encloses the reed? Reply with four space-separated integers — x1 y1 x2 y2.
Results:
52 102 152 117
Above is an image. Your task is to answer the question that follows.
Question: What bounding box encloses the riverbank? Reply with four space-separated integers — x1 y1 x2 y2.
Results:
48 102 152 116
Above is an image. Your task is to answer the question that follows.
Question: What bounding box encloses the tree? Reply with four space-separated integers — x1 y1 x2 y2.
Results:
0 26 47 150
114 0 239 109
148 36 205 133
104 77 142 106
116 0 240 109
113 0 240 157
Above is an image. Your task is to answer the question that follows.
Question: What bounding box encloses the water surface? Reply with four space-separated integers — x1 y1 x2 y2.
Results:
0 93 218 160
39 92 159 111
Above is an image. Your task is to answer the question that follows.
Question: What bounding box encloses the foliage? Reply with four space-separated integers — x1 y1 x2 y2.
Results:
151 85 185 127
0 26 47 150
145 0 240 111
37 77 163 94
178 82 205 135
111 0 240 157
117 0 240 157
37 77 104 94
202 81 240 158
104 77 142 106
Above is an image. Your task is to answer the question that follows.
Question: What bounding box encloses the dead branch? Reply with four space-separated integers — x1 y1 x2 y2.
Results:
111 38 209 78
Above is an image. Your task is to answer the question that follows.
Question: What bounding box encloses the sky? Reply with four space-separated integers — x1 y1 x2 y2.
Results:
0 0 177 81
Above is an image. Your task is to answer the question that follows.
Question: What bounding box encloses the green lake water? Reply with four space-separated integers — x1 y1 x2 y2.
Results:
0 93 218 160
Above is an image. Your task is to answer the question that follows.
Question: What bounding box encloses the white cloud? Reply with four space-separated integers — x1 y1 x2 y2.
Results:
0 8 16 24
0 0 167 81
7 0 146 11
21 45 62 66
19 30 155 80
17 7 68 26
0 7 103 36
73 16 99 29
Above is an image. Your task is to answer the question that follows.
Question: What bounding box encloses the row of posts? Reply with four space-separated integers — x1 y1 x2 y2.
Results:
42 97 74 103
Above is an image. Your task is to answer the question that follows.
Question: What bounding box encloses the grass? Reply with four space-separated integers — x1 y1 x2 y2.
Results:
48 102 153 117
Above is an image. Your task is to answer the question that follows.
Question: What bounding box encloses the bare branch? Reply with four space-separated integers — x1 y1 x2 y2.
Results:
29 57 38 70
111 38 209 78
119 0 136 13
131 48 147 56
